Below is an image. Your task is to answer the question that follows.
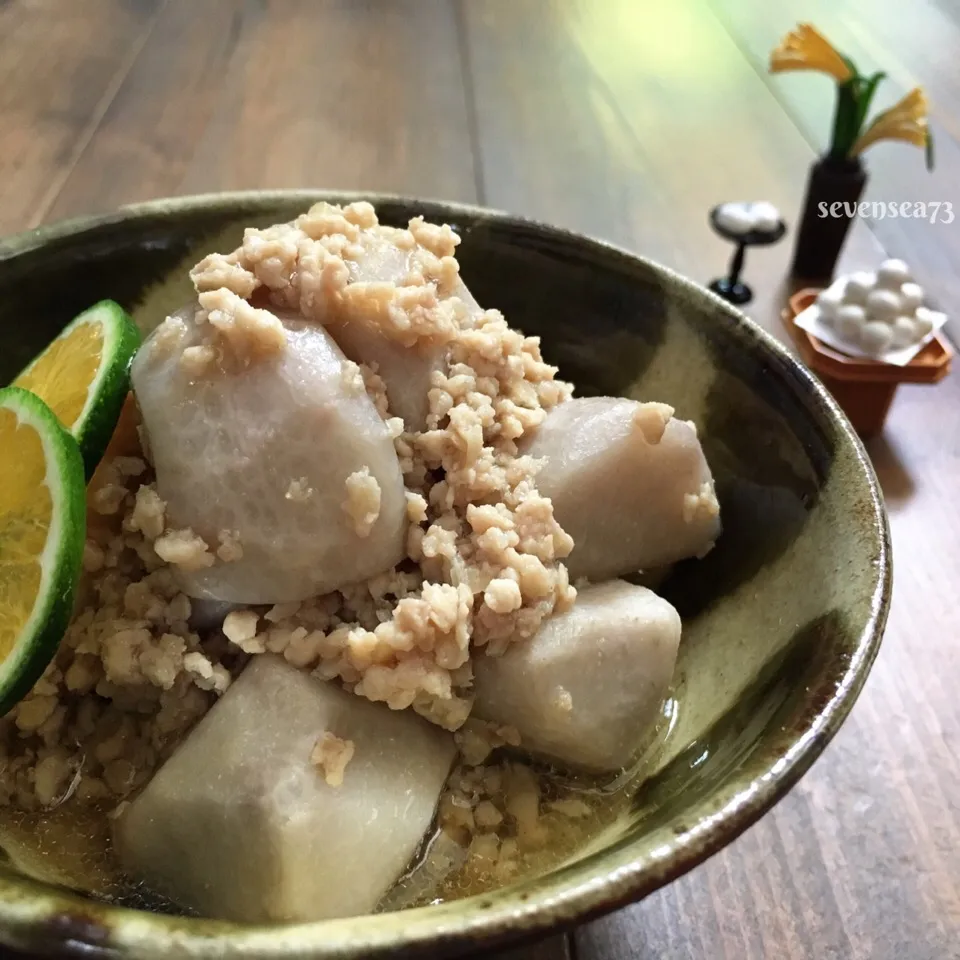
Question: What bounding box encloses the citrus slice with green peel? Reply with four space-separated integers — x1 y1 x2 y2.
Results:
0 387 85 716
13 300 140 478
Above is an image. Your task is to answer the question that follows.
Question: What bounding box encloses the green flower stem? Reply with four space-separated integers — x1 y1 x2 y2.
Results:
853 72 887 142
828 79 863 161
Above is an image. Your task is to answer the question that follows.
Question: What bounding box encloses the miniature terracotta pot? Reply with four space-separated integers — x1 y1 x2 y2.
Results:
786 289 953 438
791 157 867 281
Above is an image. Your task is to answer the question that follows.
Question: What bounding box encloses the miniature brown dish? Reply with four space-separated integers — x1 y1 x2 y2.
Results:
0 192 891 959
786 288 953 438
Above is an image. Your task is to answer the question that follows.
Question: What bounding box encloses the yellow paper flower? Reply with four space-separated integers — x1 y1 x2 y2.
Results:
851 87 930 155
769 23 853 84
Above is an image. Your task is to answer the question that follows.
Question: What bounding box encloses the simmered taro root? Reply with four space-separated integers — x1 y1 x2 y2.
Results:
472 581 681 772
521 397 720 582
131 307 407 604
316 218 484 431
333 322 444 432
116 656 456 922
0 200 722 916
331 230 455 431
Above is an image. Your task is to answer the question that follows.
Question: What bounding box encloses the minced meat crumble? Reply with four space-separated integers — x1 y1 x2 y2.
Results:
0 202 577 876
311 733 355 787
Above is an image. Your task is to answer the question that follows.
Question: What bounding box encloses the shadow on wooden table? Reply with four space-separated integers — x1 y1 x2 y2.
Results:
865 434 916 505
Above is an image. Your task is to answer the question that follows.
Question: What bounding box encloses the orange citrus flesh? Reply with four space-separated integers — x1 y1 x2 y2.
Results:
14 319 104 432
0 407 53 660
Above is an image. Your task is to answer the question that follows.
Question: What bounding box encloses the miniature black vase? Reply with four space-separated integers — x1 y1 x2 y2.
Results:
791 155 868 281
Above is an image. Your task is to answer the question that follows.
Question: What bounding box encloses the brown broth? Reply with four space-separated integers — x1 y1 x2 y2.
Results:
0 697 678 918
383 695 678 910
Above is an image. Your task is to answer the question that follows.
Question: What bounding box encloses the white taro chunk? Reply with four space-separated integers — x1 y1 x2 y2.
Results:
899 282 924 313
815 287 843 326
875 258 911 289
472 581 681 772
890 316 919 349
835 304 866 341
131 308 407 603
860 320 894 355
914 308 936 338
865 288 901 324
843 272 875 304
330 233 463 431
520 397 720 582
116 656 456 922
334 322 444 431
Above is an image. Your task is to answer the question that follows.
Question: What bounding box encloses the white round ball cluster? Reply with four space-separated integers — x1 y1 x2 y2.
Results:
715 201 781 236
816 259 937 356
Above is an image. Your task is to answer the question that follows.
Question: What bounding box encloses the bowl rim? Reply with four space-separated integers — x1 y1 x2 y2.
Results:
0 190 892 959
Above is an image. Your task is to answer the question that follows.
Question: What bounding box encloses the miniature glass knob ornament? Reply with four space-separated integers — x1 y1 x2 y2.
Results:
708 202 787 305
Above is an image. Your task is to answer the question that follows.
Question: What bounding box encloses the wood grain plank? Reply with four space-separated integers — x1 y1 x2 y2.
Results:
462 2 960 958
460 0 890 345
3 4 562 957
0 0 164 233
44 0 478 223
711 0 960 340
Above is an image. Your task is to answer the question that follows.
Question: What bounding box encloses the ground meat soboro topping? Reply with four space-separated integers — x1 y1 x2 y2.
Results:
0 202 575 812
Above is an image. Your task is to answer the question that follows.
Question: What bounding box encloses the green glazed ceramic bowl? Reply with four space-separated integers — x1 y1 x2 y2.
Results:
0 192 890 959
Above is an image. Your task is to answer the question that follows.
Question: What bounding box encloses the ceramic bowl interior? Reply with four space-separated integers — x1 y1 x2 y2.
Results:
0 192 890 959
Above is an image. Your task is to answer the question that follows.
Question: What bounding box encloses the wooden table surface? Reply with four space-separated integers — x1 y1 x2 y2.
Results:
2 2 958 958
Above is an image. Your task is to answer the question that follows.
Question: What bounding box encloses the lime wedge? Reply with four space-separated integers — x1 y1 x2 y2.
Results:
13 300 140 478
0 387 85 715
